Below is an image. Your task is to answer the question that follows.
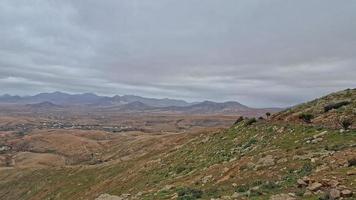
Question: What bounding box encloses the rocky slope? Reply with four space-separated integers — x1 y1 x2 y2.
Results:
0 89 354 200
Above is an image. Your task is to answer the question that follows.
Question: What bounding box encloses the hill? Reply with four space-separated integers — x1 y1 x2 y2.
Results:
0 89 354 200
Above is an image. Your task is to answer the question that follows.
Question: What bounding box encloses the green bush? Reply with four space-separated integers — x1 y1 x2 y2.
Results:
298 163 313 176
176 166 187 174
234 116 244 125
177 187 203 200
246 118 257 126
265 112 271 118
236 185 249 193
298 113 314 123
339 118 352 130
324 101 350 112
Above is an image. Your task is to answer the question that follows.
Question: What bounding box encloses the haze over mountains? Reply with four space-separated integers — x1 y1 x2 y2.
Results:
0 92 280 116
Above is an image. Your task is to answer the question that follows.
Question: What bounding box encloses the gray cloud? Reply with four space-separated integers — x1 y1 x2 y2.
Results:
0 0 355 107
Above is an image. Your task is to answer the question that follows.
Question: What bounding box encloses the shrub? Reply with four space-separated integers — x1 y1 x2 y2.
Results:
233 116 244 125
298 163 313 176
176 166 187 174
236 185 249 193
258 116 264 120
348 158 356 167
177 187 203 200
324 101 350 112
265 112 271 118
245 118 257 126
261 181 280 190
299 113 314 123
339 118 352 130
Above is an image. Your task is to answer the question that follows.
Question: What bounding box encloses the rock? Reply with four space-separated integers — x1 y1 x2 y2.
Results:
307 182 323 191
347 158 356 166
311 138 323 144
302 176 311 184
221 195 231 200
270 194 296 200
223 167 230 173
95 194 124 200
303 190 313 196
313 131 327 139
257 155 275 167
297 179 308 187
329 189 340 199
277 158 288 164
341 189 353 197
231 192 242 198
347 170 356 175
162 184 174 190
250 186 260 192
328 179 339 188
201 175 213 184
232 183 237 187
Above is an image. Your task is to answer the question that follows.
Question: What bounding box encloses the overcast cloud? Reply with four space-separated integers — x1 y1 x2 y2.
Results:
0 0 355 107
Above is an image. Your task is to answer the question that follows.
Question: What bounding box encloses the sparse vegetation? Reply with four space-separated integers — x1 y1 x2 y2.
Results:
324 101 350 112
266 112 271 118
233 116 244 125
299 113 314 123
0 89 355 200
177 187 203 200
339 118 352 130
245 117 257 125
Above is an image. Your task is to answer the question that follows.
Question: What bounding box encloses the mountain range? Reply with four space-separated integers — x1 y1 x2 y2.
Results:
0 92 281 116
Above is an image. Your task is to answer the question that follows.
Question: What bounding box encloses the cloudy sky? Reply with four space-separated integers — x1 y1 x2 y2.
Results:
0 0 355 107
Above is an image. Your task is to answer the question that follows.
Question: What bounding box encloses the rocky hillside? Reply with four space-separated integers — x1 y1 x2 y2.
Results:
0 89 354 200
272 88 355 129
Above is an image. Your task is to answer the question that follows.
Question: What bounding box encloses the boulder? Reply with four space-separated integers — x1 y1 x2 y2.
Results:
307 182 322 191
297 179 308 187
329 189 340 200
270 194 296 200
257 155 275 167
201 175 213 184
341 189 353 197
95 194 124 200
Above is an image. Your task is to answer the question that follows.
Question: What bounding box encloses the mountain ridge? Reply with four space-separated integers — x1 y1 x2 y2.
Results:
0 92 281 116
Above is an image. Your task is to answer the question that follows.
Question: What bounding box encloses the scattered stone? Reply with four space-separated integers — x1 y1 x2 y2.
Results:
202 136 210 143
250 186 260 192
328 179 339 188
297 179 308 187
347 158 356 167
257 155 275 167
277 158 288 164
223 167 230 173
307 182 323 191
162 184 174 191
270 193 296 200
201 175 213 184
347 170 356 175
302 176 311 184
329 189 340 199
311 138 323 144
341 189 353 197
313 131 327 139
303 190 313 197
95 194 124 200
231 192 241 198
